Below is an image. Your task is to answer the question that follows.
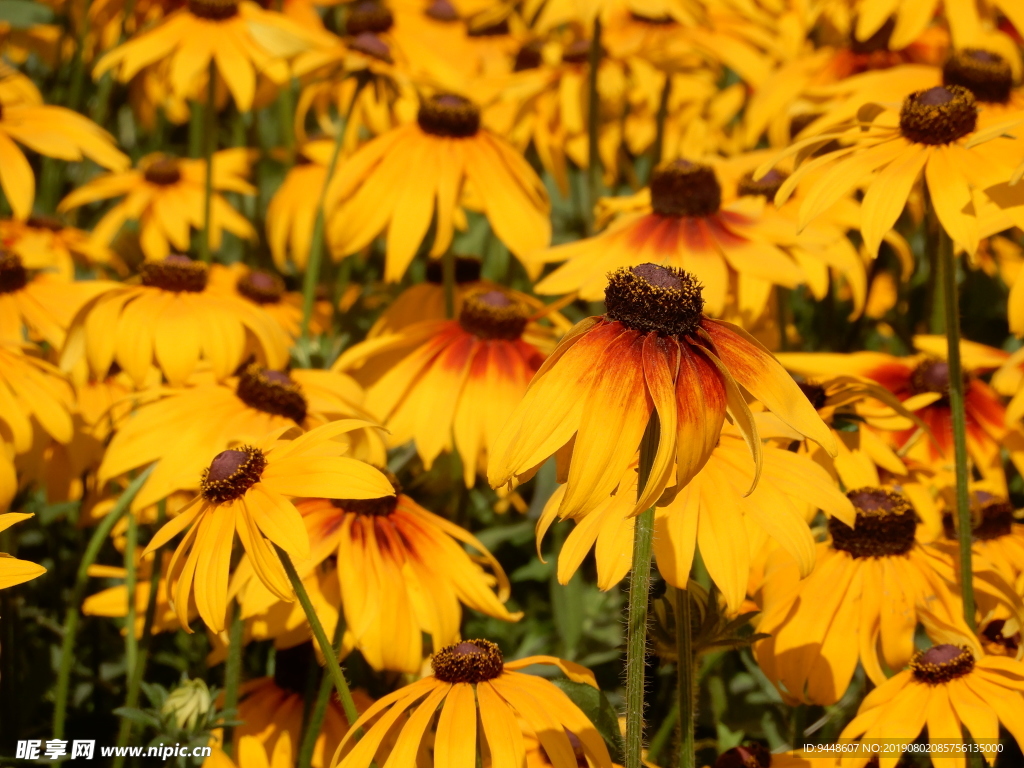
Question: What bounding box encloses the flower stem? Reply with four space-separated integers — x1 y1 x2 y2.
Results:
199 61 217 263
301 74 368 343
53 465 154 739
297 614 348 768
651 74 671 177
113 501 166 768
937 228 976 628
276 545 361 728
585 16 603 235
674 587 695 768
625 417 660 768
123 514 138 677
222 600 245 756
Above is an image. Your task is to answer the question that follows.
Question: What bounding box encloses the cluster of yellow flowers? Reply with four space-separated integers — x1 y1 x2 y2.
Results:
4 0 1024 767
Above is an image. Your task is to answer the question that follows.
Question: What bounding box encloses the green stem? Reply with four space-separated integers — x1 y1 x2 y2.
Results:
674 587 694 768
585 17 603 235
222 600 245 756
790 704 806 752
442 249 456 319
199 61 217 263
279 79 297 166
937 228 976 628
301 74 368 342
276 545 360 728
625 418 660 768
53 465 154 739
123 515 138 677
297 613 347 768
113 501 167 768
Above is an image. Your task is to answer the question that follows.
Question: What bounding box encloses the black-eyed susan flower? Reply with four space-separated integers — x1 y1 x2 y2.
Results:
92 0 328 111
278 479 521 672
523 161 807 318
838 638 1024 768
99 364 386 512
0 341 74 455
537 424 853 613
207 263 332 339
58 151 256 263
338 288 561 487
490 263 836 520
755 488 972 706
933 492 1024 588
60 255 290 387
0 216 118 280
326 93 550 282
0 513 45 588
330 638 612 768
143 419 395 632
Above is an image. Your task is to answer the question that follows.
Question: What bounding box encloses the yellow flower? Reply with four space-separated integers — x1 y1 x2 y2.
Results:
490 264 836 521
265 140 336 272
143 419 395 632
838 639 1024 768
0 513 46 589
331 639 612 768
0 216 119 280
0 342 75 456
537 423 854 613
207 263 332 339
58 151 256 262
100 364 385 512
83 551 189 636
326 93 550 282
931 491 1024 589
337 288 561 487
93 0 328 111
60 255 290 387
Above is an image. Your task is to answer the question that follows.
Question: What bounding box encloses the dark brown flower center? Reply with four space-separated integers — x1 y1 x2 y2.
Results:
349 32 393 63
650 160 721 218
187 0 238 19
910 644 975 684
981 619 1021 655
513 40 544 71
899 86 977 145
140 255 208 293
605 263 705 337
829 488 917 558
715 744 772 768
943 49 1012 105
425 0 459 21
458 290 529 340
849 16 894 55
943 494 1015 541
274 642 315 694
909 358 969 404
330 470 401 516
236 365 308 423
346 0 393 34
417 94 480 138
201 446 267 502
797 381 827 410
236 269 285 305
143 157 183 186
739 169 788 200
425 255 482 284
27 215 65 232
0 253 28 294
431 639 504 683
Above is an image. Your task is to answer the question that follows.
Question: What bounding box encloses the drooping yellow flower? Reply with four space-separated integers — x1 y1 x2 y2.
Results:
331 639 612 768
837 637 1024 768
207 263 332 339
99 364 385 512
93 0 329 111
0 513 45 588
0 342 75 455
58 151 256 262
326 93 550 282
60 255 290 387
0 216 118 280
144 420 395 632
490 264 836 520
265 140 337 273
537 424 854 613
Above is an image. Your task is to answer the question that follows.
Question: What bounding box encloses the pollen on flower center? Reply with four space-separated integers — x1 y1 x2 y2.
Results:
604 263 705 337
0 252 28 294
458 290 530 340
140 255 208 292
346 0 394 34
650 160 722 218
714 744 771 768
431 639 504 683
417 94 480 138
829 488 916 558
899 85 977 145
426 255 482 284
143 157 183 186
910 644 975 684
738 169 788 200
235 365 308 423
943 49 1012 104
236 269 285 304
331 470 401 516
187 0 239 20
201 446 267 502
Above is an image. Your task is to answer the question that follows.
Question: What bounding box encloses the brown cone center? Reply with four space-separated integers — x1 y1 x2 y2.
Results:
650 160 721 218
187 0 239 19
349 32 393 62
417 94 480 137
236 365 308 424
0 253 28 294
425 0 459 21
604 263 705 337
140 255 208 293
144 157 183 186
201 446 267 502
899 86 977 145
829 488 916 558
346 0 393 34
738 169 788 200
943 49 1012 104
236 269 285 305
431 638 504 683
458 290 530 340
911 644 975 684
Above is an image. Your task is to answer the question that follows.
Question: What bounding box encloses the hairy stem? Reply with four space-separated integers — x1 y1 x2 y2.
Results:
675 587 694 768
297 614 348 768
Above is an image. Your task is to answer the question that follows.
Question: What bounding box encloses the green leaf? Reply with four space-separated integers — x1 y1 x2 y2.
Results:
551 679 624 764
0 0 55 28
112 707 162 729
